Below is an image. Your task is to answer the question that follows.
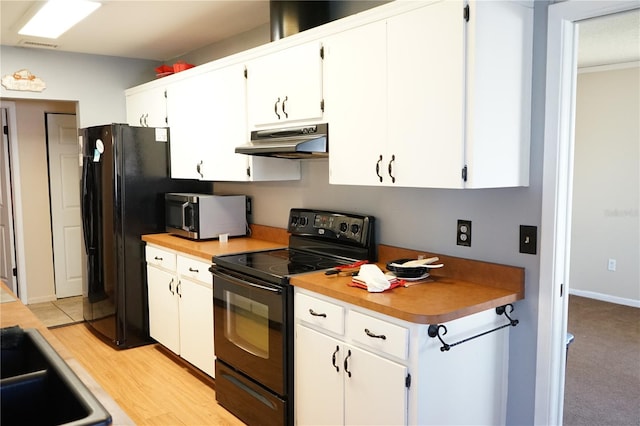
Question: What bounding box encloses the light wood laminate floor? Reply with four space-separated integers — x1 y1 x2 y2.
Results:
51 323 244 425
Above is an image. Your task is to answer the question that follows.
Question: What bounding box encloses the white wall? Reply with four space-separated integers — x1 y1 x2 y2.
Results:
0 47 156 127
570 66 640 305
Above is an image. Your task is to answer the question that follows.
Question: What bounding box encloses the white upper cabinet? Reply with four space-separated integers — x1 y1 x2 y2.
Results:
326 1 532 188
464 1 533 188
324 20 388 186
166 65 301 182
126 85 168 128
246 41 324 128
386 1 465 188
167 65 248 181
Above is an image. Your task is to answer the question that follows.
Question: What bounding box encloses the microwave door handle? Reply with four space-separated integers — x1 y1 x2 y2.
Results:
181 201 191 232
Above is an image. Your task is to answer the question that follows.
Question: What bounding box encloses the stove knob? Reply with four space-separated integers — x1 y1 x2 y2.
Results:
291 216 298 227
339 222 348 233
299 216 308 226
350 223 360 234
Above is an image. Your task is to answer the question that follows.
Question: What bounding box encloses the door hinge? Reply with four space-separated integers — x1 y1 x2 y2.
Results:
560 283 564 297
464 4 470 22
462 165 468 182
405 373 411 389
246 166 251 177
163 89 167 99
320 45 324 59
320 99 325 112
244 67 248 79
12 268 17 277
3 125 8 135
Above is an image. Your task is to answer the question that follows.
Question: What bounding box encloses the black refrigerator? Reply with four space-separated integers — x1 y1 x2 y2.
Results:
80 124 210 348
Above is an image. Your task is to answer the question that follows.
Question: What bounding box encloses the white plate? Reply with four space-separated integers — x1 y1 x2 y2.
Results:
397 273 430 281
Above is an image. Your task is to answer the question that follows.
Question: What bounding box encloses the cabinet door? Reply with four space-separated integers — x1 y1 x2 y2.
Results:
126 86 168 128
324 20 388 186
247 42 324 128
201 64 251 181
295 324 344 426
168 66 252 181
178 278 214 377
147 266 179 354
166 74 213 179
344 345 408 426
387 1 465 188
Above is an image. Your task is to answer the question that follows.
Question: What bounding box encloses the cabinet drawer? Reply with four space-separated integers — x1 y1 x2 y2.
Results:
177 255 212 286
347 310 408 360
295 293 344 336
145 245 176 271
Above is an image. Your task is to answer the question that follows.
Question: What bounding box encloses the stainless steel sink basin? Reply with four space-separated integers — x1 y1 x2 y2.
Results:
1 326 112 425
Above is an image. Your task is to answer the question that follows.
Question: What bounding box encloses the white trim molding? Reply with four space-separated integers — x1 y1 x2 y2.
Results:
537 2 640 425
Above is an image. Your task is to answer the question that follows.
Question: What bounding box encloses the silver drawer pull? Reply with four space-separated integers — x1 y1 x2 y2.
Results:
309 308 327 318
364 328 386 340
188 267 199 273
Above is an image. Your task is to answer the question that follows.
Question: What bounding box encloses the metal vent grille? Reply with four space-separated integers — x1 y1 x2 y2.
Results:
18 39 59 49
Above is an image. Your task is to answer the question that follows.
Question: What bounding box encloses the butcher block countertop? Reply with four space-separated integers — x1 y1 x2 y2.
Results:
141 225 287 261
142 228 525 325
293 245 525 324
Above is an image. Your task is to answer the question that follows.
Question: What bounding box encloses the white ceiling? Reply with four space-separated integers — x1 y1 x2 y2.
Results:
577 8 640 68
0 1 270 61
0 1 638 66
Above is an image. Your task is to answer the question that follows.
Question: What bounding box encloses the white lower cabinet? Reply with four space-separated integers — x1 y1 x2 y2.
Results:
294 288 510 425
146 244 214 377
296 325 408 426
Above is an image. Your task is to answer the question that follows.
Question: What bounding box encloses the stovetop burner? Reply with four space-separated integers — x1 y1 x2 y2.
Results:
213 209 376 284
220 248 347 279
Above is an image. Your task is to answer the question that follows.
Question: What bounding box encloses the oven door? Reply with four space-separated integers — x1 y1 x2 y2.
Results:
212 268 286 395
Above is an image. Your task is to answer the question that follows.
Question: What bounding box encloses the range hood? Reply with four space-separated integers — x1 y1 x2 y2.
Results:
236 123 328 159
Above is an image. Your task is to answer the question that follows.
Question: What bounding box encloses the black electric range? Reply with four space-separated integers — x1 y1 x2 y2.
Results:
210 208 376 426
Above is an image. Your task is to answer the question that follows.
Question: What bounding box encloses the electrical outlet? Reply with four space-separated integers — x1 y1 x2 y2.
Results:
608 258 616 272
457 220 471 247
519 225 537 254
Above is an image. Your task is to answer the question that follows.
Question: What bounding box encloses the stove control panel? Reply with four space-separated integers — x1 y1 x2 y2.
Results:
288 209 374 246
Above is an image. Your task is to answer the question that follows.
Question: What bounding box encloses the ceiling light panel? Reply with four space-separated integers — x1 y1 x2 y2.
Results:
19 0 101 39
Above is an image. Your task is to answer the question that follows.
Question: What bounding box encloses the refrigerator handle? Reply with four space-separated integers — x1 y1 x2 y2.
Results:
80 158 92 254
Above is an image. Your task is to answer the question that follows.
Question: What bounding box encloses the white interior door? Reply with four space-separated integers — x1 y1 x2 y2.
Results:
47 113 84 298
0 108 17 294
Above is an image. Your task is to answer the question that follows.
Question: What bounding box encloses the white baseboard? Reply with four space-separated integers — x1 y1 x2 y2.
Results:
27 294 57 305
569 288 640 308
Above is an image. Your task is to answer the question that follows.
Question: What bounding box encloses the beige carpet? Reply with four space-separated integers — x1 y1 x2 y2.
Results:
564 295 640 426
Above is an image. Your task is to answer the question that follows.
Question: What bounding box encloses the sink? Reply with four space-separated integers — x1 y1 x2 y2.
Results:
1 326 112 426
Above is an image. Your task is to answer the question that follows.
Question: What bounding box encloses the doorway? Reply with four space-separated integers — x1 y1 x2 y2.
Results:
536 2 639 424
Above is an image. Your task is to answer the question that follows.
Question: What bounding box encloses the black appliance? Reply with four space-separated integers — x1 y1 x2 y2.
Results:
80 124 210 348
211 208 376 426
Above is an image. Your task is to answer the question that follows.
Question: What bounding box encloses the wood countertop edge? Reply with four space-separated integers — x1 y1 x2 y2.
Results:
0 283 134 425
290 273 524 324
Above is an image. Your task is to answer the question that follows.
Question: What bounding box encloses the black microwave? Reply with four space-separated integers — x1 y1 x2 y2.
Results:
164 193 246 240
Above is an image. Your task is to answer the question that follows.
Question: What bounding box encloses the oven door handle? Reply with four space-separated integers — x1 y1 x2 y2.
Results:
211 269 283 294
